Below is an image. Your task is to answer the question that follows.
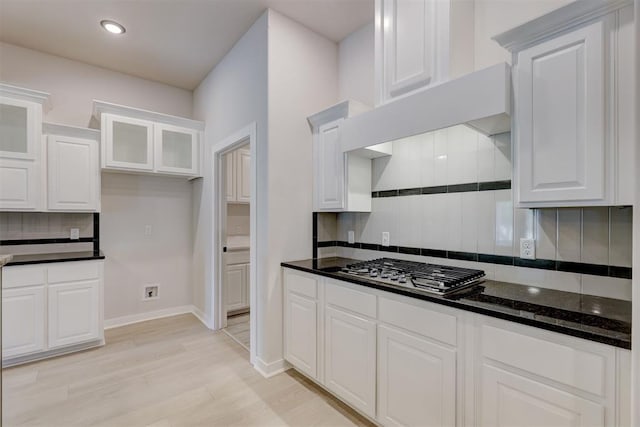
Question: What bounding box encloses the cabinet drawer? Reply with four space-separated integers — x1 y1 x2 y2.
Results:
284 269 318 299
326 280 376 318
226 250 249 265
481 323 610 396
379 296 457 346
2 265 46 289
48 261 100 284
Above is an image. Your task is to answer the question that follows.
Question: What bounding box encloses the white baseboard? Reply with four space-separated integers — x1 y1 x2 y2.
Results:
105 305 197 329
254 357 291 378
192 306 214 329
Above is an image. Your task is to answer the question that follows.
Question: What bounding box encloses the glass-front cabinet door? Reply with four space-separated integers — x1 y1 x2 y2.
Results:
103 113 154 171
0 96 41 160
154 123 199 175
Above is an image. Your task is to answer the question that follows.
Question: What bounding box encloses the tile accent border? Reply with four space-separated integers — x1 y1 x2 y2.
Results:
315 240 632 280
372 180 511 198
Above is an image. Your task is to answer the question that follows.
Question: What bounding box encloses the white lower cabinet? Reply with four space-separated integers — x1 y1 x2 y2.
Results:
324 305 377 418
48 280 100 349
481 365 603 426
1 261 104 365
378 325 456 427
1 286 46 358
282 267 630 427
224 250 249 312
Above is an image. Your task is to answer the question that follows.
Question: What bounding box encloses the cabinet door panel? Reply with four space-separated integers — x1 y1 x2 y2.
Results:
47 135 99 211
2 286 46 358
324 306 376 418
315 119 345 210
236 148 251 203
378 325 456 427
155 124 198 175
225 264 247 311
285 293 318 379
0 158 39 210
104 114 154 171
226 151 236 202
48 280 100 349
481 364 604 427
517 20 607 204
0 96 40 160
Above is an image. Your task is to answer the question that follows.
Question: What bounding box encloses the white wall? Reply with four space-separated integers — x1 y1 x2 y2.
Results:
339 22 374 107
265 9 338 365
0 42 195 322
473 0 574 70
191 13 268 324
0 42 192 126
101 173 193 320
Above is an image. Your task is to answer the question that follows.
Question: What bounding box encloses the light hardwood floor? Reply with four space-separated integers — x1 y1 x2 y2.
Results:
224 313 250 350
3 314 373 427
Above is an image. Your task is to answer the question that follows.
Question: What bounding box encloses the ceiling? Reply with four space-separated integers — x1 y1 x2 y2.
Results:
0 0 373 90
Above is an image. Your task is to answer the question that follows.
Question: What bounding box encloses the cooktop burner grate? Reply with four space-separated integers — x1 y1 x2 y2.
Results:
341 258 485 295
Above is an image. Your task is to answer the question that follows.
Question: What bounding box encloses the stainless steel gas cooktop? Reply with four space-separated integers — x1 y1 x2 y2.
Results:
340 258 485 296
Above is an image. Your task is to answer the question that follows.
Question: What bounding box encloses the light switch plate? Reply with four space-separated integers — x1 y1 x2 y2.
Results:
348 230 355 244
70 228 80 240
520 238 535 259
382 232 390 247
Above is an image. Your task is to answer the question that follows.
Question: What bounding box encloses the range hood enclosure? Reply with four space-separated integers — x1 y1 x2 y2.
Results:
340 63 511 153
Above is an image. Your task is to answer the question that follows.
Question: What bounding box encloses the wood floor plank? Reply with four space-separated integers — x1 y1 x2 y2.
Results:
2 314 373 427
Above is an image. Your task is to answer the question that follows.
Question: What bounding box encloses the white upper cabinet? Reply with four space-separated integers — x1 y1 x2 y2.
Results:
494 0 635 207
154 123 199 175
375 0 473 105
0 84 49 211
226 146 250 204
103 114 154 171
45 124 100 212
94 101 204 178
308 101 390 212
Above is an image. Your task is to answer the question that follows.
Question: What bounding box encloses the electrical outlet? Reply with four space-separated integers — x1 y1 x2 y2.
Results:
382 231 390 247
520 238 536 259
348 230 355 244
144 225 152 236
142 284 159 300
69 228 80 240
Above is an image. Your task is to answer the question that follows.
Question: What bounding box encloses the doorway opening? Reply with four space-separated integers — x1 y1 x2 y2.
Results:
212 122 257 365
221 142 251 350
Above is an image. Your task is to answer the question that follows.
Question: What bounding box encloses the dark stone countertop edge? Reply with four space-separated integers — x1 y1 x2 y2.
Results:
6 251 105 266
281 260 631 350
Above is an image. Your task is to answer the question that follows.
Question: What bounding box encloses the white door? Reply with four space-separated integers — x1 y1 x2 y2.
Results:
0 158 39 210
47 135 99 211
236 147 251 203
377 325 456 427
154 123 199 176
315 119 345 211
516 19 608 206
2 286 46 358
226 151 236 202
480 364 604 426
0 96 41 160
225 263 247 312
284 292 318 379
103 113 154 171
48 280 100 349
324 305 376 418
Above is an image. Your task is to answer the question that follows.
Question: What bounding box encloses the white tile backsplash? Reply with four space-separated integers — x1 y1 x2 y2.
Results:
0 212 93 240
333 126 632 300
581 207 609 265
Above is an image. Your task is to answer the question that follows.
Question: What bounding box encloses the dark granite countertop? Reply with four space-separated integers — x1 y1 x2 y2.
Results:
281 257 632 349
5 251 105 266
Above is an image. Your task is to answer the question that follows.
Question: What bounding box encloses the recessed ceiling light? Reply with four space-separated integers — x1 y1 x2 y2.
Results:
100 20 125 35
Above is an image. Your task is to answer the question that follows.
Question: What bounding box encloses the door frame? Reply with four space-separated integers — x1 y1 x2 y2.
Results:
212 122 257 365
